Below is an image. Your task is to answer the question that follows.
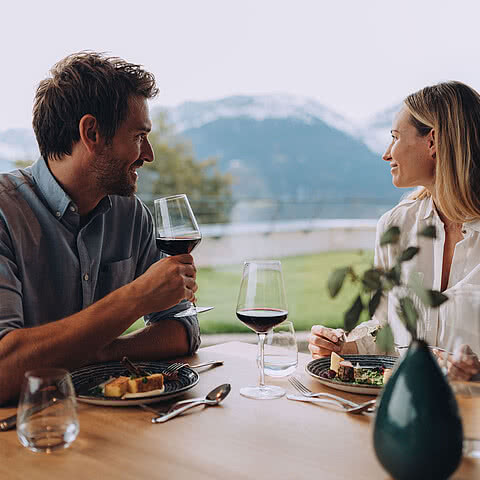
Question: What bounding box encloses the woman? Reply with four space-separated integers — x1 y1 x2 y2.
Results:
309 81 480 380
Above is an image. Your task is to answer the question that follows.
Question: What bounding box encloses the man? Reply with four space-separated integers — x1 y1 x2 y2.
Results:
0 52 200 404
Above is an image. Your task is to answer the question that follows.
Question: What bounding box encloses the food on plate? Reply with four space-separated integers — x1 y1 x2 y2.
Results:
128 373 164 394
320 352 391 387
103 373 165 398
104 376 129 397
383 368 393 384
338 360 354 382
330 351 344 374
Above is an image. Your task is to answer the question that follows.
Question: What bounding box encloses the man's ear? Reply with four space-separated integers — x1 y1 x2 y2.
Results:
79 114 102 153
428 129 436 159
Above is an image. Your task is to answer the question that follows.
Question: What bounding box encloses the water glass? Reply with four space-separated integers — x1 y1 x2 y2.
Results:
262 321 298 377
17 368 79 453
437 286 480 458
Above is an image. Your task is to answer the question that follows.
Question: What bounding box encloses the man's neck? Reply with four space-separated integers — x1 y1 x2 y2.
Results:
46 154 104 216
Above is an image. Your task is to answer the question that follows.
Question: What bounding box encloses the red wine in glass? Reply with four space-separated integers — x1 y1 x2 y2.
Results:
236 308 288 333
155 237 201 256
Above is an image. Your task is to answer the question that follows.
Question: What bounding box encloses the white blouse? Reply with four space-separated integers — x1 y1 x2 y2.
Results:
355 195 480 354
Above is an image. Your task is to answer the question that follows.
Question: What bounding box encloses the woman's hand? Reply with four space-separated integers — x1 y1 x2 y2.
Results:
308 325 358 358
434 344 480 381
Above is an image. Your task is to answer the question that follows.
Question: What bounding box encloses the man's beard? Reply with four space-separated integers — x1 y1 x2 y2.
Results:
93 149 137 197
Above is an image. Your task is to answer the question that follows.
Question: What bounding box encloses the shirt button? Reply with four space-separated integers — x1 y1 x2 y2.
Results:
70 206 76 212
462 229 467 234
55 211 61 217
83 273 89 281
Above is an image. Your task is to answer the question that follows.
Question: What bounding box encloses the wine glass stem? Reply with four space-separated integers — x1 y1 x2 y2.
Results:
257 333 266 388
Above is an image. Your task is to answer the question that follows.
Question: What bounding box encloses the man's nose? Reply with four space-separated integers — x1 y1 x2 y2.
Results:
142 138 154 163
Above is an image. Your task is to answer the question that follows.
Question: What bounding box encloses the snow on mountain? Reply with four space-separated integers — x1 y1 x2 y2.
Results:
359 103 401 154
164 94 357 136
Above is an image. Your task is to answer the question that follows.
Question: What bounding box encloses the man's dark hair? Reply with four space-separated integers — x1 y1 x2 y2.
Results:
32 51 159 160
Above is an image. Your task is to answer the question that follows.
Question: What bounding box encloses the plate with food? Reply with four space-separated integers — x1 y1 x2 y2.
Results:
306 352 397 395
71 361 199 406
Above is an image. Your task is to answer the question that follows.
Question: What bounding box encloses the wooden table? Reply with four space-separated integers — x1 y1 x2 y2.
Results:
0 342 478 479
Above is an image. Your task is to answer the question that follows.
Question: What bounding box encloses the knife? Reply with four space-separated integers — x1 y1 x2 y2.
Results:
0 398 58 432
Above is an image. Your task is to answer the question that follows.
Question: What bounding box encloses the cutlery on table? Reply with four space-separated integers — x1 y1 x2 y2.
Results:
396 344 453 355
287 395 376 414
151 384 231 423
288 377 360 408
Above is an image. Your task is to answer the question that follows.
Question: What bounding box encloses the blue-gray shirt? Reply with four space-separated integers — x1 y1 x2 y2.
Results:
0 157 200 353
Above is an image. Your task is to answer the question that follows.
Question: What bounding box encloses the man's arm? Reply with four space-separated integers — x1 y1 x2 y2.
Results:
0 254 197 405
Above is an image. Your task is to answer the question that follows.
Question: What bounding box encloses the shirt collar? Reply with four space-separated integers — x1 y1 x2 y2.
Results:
31 157 73 219
31 157 112 220
421 195 435 220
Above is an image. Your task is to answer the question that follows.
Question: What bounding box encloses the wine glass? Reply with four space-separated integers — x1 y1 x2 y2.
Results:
17 368 79 453
154 194 202 318
236 260 288 399
437 286 480 458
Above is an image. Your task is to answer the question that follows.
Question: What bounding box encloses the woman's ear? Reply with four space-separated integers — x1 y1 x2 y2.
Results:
78 114 101 154
428 129 436 159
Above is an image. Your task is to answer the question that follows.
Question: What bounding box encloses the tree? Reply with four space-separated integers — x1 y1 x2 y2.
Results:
140 112 233 224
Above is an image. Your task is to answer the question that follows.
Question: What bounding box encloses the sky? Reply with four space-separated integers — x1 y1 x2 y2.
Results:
1 0 479 131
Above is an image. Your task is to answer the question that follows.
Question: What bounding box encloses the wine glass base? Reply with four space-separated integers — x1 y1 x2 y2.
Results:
240 385 285 400
463 439 480 458
173 306 197 318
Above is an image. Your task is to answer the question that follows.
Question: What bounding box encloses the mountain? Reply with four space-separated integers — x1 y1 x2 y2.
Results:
161 95 401 218
0 128 39 171
0 94 403 219
359 104 401 154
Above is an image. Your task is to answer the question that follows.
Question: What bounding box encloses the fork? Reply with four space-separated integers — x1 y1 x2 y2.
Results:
288 377 359 408
287 395 376 414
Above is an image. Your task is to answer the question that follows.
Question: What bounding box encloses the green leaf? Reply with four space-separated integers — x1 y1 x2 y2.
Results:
327 267 351 298
385 264 401 286
375 324 395 353
428 290 449 308
344 295 363 332
398 246 420 263
397 297 418 338
418 225 437 239
368 289 383 317
362 268 382 291
380 226 400 246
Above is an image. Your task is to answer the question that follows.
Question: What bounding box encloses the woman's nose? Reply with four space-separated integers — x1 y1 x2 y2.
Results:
382 143 392 162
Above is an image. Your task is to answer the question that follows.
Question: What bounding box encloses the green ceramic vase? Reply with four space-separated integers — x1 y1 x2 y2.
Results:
373 339 463 480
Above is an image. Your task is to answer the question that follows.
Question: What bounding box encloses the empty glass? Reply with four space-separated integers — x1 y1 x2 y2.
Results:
17 368 79 453
262 321 298 377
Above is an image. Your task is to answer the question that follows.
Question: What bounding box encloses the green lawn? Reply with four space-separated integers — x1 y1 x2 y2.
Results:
123 249 373 335
196 250 373 333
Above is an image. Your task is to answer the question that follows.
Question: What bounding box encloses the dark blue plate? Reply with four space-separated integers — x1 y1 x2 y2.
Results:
71 361 199 406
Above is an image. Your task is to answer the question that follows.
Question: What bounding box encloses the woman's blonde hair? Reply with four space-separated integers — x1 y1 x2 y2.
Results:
405 81 480 222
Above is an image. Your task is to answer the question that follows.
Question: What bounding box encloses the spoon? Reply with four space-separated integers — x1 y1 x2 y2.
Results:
151 384 231 423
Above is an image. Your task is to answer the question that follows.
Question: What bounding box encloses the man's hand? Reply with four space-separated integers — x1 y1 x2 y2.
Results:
132 254 198 316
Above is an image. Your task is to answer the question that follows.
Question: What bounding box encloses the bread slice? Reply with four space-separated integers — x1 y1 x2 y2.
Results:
383 368 393 384
104 376 129 397
330 351 344 374
128 373 164 394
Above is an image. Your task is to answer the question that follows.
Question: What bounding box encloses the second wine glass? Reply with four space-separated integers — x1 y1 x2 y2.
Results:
154 194 201 317
236 260 288 399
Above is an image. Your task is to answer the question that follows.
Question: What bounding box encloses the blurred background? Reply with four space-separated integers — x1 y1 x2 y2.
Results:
1 0 478 340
